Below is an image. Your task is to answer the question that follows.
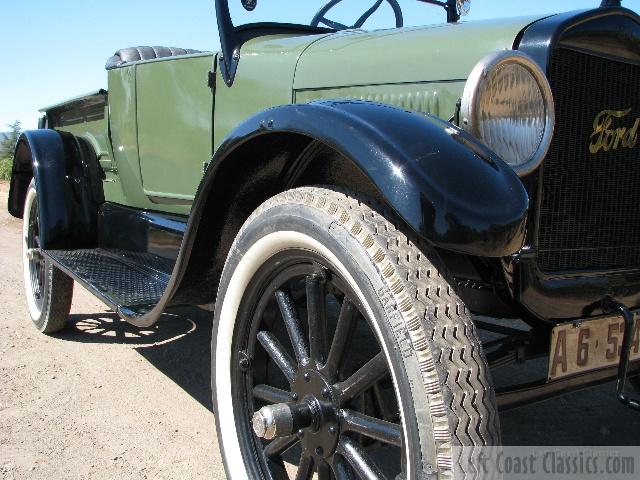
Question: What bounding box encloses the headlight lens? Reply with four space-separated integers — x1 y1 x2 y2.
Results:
460 51 554 175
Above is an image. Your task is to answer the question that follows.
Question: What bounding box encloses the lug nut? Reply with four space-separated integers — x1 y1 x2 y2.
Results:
303 372 311 382
321 387 330 398
328 426 336 435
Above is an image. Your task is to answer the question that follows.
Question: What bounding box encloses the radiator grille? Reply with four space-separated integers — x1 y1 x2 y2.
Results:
537 48 640 272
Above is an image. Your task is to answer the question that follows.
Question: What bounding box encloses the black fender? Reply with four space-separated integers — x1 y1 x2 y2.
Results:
167 100 529 310
207 100 527 255
7 129 103 249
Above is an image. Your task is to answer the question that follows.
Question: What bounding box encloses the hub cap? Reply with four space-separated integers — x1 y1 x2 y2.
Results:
252 368 340 459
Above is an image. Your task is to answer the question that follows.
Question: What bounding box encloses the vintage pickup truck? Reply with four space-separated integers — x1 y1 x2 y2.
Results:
7 0 640 478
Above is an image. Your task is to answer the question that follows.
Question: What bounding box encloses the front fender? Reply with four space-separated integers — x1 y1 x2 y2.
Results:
213 100 529 257
8 129 102 249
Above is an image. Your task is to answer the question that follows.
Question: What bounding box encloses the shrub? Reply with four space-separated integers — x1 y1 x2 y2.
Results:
0 157 11 181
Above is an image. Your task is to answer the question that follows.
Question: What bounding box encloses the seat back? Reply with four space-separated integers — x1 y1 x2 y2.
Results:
105 46 204 70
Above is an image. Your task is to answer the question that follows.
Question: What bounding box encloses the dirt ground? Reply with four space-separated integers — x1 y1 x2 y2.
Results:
0 181 224 479
0 180 639 479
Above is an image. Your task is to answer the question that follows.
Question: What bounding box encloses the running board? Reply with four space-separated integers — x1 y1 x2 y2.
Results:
43 248 173 319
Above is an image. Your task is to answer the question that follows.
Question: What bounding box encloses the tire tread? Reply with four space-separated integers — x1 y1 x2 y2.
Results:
39 265 74 334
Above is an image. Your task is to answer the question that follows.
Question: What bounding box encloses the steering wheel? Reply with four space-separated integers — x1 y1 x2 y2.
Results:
311 0 404 30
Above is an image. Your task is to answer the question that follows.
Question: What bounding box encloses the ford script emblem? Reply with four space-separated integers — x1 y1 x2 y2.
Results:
589 108 640 154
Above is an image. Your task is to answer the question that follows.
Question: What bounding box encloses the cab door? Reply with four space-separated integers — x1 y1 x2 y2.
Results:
136 54 214 205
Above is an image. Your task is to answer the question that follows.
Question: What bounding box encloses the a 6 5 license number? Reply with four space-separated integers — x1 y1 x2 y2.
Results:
548 314 640 381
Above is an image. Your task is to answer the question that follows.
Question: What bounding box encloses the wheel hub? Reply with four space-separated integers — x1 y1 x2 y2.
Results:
241 261 401 477
293 368 340 460
252 368 340 459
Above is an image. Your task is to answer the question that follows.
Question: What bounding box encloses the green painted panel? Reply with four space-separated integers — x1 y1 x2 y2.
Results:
106 67 188 214
136 54 214 200
213 33 330 150
105 66 143 209
40 89 106 113
293 16 540 90
295 81 464 120
213 17 538 153
56 112 115 172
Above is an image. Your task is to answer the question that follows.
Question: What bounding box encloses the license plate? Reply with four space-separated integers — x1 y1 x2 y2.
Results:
548 313 640 381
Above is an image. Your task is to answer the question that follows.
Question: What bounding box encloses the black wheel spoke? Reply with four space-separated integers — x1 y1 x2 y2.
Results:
253 384 291 404
295 455 315 480
373 383 396 422
332 455 356 480
323 298 359 378
336 352 388 401
337 436 385 480
275 290 310 366
239 252 403 479
316 460 332 480
264 435 298 457
257 331 297 383
306 273 328 363
339 409 402 447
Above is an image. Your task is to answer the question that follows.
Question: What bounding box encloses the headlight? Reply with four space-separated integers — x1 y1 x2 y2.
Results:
460 50 555 175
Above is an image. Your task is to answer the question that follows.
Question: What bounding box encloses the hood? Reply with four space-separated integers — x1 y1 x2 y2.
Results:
293 15 546 90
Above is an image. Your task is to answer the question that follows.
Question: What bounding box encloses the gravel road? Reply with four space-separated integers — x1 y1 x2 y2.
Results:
0 180 638 479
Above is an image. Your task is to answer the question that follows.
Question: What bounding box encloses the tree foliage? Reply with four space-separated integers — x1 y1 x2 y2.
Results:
0 120 22 160
0 121 22 180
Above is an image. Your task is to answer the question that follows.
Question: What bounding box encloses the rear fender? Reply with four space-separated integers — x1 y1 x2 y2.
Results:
8 129 103 249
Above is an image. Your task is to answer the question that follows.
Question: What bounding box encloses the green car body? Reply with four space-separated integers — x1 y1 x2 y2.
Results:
43 15 535 216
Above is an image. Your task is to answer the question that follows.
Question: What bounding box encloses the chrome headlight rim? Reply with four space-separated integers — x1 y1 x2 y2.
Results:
460 50 555 177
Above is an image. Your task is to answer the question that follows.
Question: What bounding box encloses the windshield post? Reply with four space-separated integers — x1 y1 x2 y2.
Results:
215 0 238 86
445 0 460 22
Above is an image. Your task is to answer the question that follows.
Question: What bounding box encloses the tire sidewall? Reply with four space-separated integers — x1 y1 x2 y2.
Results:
212 200 435 480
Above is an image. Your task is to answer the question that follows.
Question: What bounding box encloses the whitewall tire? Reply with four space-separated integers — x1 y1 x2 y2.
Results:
22 180 74 333
212 187 500 480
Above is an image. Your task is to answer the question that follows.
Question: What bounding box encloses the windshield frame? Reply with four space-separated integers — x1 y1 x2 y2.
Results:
215 0 462 86
215 0 332 86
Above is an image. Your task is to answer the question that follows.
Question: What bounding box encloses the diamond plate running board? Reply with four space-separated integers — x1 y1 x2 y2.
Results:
43 248 173 319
